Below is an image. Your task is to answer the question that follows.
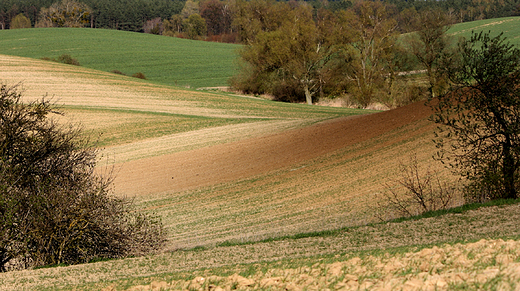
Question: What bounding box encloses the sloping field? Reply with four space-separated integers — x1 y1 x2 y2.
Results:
2 20 520 289
0 54 367 154
124 100 460 250
114 101 434 196
448 16 520 44
0 28 239 88
0 53 391 247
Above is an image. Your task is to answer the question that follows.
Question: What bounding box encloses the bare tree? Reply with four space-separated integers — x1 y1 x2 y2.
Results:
342 1 398 108
406 8 454 98
37 0 91 28
0 84 165 271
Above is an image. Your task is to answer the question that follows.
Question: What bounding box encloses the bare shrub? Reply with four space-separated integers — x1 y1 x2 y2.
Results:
41 54 80 66
376 154 459 221
111 70 126 75
132 72 147 79
0 84 165 271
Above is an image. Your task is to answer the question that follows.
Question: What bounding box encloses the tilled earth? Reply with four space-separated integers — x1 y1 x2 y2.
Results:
110 238 520 291
112 102 432 196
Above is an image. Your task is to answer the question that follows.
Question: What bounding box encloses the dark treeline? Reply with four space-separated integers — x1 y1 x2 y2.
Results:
1 0 520 36
0 0 184 31
386 0 520 23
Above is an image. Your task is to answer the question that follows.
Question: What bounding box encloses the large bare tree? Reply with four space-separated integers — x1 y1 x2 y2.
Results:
341 1 398 108
407 8 454 98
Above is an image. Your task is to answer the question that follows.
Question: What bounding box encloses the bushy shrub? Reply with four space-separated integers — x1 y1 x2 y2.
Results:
41 54 81 66
0 84 165 271
111 70 126 75
132 72 147 79
382 79 429 108
228 62 266 95
270 79 306 103
57 54 80 66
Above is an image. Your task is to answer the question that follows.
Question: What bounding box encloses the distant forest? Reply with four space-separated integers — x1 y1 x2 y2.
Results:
1 0 520 42
0 0 183 31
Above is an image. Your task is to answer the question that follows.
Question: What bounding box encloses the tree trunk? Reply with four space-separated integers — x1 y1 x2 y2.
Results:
304 85 312 105
502 142 517 199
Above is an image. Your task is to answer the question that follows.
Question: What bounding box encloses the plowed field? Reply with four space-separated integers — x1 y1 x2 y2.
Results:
113 101 433 197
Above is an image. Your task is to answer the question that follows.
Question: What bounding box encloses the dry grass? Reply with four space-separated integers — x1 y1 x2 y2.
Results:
1 203 519 290
133 117 459 250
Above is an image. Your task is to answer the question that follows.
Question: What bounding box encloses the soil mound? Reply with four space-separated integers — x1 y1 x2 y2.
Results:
113 101 432 197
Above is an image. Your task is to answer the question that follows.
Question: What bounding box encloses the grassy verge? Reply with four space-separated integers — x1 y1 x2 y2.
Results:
215 198 520 249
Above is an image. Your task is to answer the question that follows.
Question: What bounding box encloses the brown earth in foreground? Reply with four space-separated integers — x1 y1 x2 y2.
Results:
113 102 432 197
116 238 520 291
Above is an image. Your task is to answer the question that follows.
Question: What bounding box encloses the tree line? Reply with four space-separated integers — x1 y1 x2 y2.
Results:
3 0 518 106
231 0 456 107
0 0 183 31
2 0 520 35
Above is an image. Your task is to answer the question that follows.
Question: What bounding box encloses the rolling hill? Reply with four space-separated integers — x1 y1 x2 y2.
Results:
0 28 239 88
0 17 520 290
1 55 519 289
447 16 520 44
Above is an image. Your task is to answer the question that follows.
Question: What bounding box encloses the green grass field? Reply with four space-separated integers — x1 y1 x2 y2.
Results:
448 16 520 44
0 28 239 88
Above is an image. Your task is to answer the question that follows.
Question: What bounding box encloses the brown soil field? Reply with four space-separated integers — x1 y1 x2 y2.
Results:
117 238 520 291
113 99 449 250
112 101 433 197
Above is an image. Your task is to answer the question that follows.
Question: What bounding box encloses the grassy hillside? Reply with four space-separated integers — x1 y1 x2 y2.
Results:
0 28 239 88
448 16 520 44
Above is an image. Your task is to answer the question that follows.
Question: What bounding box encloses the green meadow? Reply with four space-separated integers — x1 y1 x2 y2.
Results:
0 16 519 89
0 28 239 88
448 16 520 43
